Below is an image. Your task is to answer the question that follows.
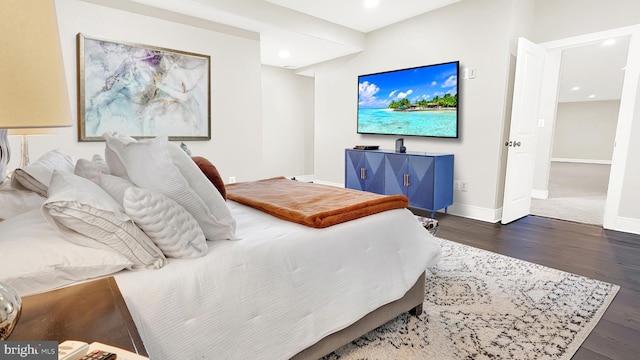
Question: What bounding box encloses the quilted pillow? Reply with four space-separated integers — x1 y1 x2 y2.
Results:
192 156 226 200
12 149 75 196
75 154 110 183
0 209 133 296
103 134 236 241
42 171 167 270
123 187 208 258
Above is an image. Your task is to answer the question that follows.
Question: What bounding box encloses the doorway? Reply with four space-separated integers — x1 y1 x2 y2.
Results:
530 36 629 225
506 25 640 232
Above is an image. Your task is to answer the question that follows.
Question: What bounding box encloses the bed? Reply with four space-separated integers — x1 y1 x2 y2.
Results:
0 134 441 359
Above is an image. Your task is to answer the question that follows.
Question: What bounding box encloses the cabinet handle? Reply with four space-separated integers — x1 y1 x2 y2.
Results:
403 173 410 187
360 168 366 180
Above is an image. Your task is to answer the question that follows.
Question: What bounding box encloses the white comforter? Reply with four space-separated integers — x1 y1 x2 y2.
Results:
114 201 441 360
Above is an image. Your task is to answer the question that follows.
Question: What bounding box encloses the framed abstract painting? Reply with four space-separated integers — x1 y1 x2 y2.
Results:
77 33 211 141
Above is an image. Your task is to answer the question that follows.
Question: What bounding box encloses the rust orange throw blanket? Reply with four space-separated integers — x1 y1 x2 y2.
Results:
226 177 409 228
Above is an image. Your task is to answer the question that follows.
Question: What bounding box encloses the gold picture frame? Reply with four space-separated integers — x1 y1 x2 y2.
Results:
77 33 211 141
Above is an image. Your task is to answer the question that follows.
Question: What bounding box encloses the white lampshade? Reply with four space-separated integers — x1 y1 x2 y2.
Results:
0 0 71 181
0 0 72 130
8 128 58 136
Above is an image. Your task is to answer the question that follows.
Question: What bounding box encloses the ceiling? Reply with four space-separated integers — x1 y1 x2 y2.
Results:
87 0 461 69
81 0 629 102
557 36 629 103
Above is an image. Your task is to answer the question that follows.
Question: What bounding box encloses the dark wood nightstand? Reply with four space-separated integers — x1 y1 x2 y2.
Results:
8 277 147 357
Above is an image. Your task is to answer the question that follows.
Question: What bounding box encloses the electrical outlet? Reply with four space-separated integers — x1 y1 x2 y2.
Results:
228 176 236 184
460 181 469 192
454 180 461 190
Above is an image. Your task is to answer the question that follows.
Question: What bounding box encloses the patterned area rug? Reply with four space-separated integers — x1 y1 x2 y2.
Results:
322 239 619 360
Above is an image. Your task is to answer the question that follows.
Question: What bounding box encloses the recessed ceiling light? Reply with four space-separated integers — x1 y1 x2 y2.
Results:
571 86 580 91
278 49 291 59
602 39 616 46
363 0 380 9
588 94 596 99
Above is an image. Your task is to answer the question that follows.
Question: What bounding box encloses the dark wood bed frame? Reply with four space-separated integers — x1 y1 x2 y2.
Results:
291 271 426 359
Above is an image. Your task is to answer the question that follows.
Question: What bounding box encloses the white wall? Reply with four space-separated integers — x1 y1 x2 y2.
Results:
312 0 640 230
7 0 265 183
312 0 528 221
534 0 640 43
532 1 640 233
552 101 619 162
619 89 640 220
261 65 314 178
11 0 639 231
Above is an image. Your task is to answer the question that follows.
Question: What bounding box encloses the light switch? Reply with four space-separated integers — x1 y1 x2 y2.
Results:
462 68 477 79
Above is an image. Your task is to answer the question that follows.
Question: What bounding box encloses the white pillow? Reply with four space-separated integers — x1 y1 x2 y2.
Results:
42 171 167 270
0 186 46 220
167 141 235 230
103 132 136 180
0 209 133 296
103 134 236 240
11 149 75 196
98 173 134 205
123 187 208 258
75 154 110 183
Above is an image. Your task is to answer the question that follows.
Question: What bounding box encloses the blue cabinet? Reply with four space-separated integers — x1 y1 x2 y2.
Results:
345 149 454 217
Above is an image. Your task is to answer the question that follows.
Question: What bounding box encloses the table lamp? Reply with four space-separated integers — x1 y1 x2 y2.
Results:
8 128 58 168
0 282 21 340
0 0 72 183
0 0 72 339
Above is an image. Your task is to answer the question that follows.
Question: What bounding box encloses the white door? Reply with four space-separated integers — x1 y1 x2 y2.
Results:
501 38 546 224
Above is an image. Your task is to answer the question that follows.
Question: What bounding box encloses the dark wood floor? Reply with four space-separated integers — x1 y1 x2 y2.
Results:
429 212 640 360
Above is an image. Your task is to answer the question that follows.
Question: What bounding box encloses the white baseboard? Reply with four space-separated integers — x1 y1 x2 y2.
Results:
531 189 549 199
449 206 640 234
289 174 315 182
312 179 344 187
612 216 640 235
551 158 612 165
446 204 502 223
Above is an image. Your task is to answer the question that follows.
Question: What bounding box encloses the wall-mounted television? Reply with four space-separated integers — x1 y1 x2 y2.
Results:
357 61 459 138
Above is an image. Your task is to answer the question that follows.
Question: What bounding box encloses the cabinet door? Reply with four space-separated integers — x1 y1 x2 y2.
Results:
345 150 385 193
363 151 385 194
383 153 409 196
432 155 454 210
345 150 366 191
406 155 435 209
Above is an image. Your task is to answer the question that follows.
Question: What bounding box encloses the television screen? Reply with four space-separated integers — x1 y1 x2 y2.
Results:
357 61 459 138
